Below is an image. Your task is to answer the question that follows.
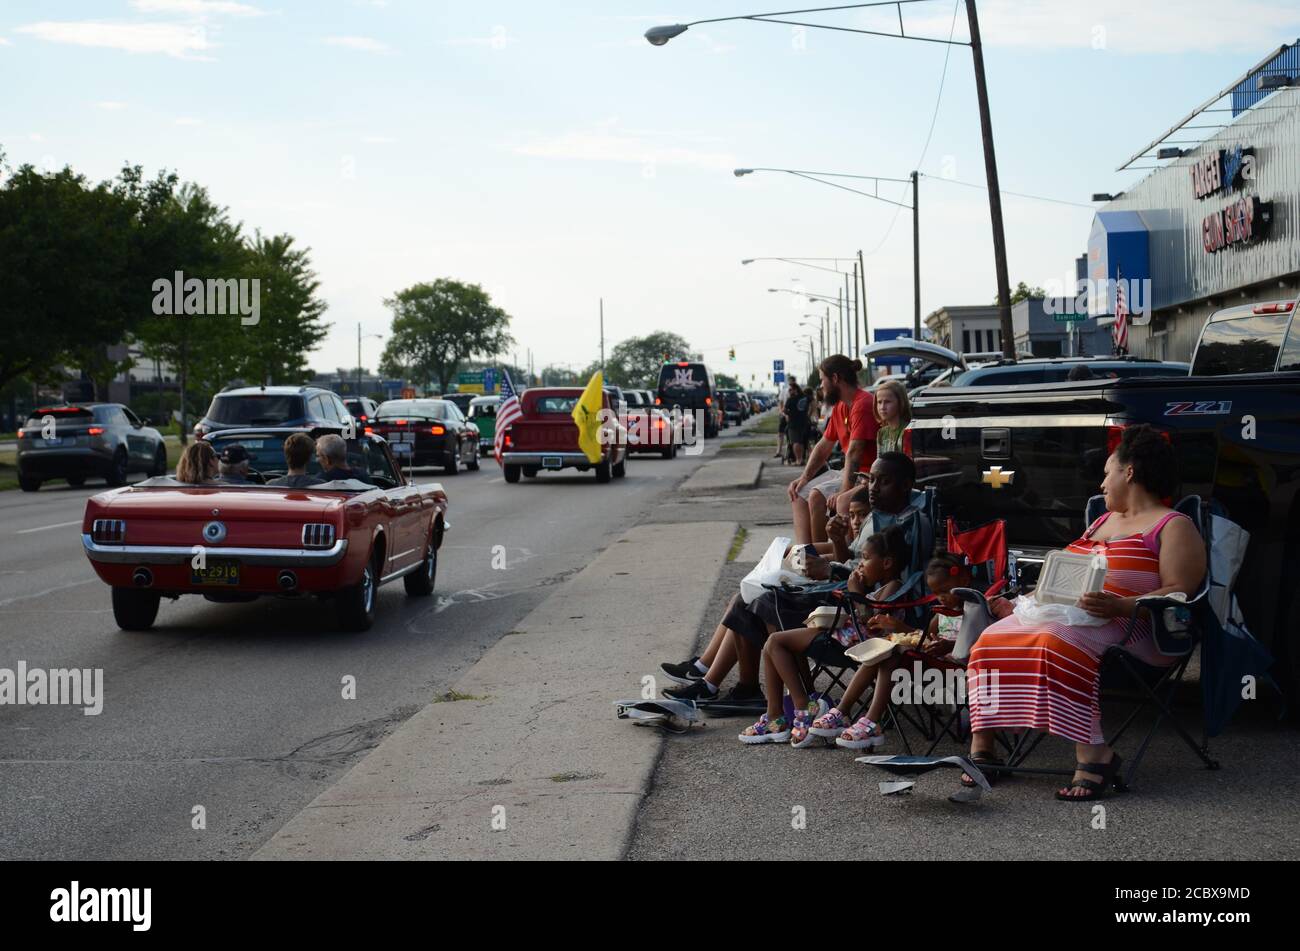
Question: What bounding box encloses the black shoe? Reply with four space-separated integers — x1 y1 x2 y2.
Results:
663 679 718 701
719 683 764 704
660 657 705 685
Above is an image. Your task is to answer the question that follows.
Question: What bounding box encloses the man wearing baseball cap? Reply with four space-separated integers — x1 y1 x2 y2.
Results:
216 444 253 484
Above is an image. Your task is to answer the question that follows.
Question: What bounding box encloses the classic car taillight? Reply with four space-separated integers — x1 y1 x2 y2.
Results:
301 523 336 549
91 519 126 543
503 433 513 448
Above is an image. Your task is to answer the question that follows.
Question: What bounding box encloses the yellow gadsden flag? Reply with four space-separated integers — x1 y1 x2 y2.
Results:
572 370 605 463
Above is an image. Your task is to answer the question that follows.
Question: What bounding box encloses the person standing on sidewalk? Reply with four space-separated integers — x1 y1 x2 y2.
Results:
784 381 811 467
787 355 877 545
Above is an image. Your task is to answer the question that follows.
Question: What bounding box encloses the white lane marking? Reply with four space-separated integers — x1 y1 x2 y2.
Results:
0 578 93 608
15 519 82 535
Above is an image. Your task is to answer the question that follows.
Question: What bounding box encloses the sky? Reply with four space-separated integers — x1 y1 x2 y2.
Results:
4 1 1300 389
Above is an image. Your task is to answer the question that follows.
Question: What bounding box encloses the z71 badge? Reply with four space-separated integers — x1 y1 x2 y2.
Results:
1164 400 1232 416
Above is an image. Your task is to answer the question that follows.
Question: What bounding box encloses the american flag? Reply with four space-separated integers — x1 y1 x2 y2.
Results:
1113 267 1129 355
493 369 523 466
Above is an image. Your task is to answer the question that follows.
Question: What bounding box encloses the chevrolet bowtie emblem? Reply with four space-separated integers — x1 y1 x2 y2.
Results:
982 466 1015 489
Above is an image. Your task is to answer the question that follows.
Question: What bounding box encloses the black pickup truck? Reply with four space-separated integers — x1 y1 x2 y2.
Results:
898 299 1300 692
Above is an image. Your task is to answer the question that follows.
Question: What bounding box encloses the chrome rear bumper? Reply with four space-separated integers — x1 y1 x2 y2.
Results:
82 534 349 566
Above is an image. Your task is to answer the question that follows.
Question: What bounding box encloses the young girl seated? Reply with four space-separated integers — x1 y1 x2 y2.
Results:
810 553 1013 749
739 525 910 747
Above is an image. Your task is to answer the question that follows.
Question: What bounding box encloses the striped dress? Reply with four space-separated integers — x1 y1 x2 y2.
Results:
966 510 1187 745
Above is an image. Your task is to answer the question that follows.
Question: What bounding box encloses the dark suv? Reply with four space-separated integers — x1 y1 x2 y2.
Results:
16 403 167 491
343 396 380 428
656 361 720 438
194 386 352 438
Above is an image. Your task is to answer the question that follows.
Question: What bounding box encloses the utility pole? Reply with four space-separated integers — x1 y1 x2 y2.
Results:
858 249 870 382
911 170 922 341
356 323 362 399
967 0 1015 361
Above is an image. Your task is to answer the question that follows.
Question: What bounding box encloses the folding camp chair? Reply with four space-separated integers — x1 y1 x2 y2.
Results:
985 495 1225 787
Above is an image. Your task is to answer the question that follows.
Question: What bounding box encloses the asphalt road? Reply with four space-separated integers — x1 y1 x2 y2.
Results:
0 442 719 860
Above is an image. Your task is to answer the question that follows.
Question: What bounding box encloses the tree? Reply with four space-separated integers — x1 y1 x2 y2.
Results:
378 279 513 394
715 373 739 388
996 281 1047 306
603 331 696 388
0 160 139 393
234 232 330 385
539 364 581 385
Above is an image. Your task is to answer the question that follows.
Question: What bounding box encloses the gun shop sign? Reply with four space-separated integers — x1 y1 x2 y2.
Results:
1193 144 1275 254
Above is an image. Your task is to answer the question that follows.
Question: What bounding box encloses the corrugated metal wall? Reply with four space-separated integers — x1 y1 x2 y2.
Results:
1104 87 1300 314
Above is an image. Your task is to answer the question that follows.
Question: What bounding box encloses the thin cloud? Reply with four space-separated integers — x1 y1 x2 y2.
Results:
15 21 211 58
515 126 736 171
129 0 264 15
323 35 393 54
94 100 128 110
444 29 518 50
174 116 203 125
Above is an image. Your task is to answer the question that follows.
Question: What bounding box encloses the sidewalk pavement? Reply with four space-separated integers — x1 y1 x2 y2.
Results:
254 519 737 860
679 457 762 495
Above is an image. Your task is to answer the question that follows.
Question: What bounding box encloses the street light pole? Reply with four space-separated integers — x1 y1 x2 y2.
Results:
911 170 922 340
649 0 1016 361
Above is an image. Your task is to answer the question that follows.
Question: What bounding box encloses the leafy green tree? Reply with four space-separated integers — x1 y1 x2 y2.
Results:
378 279 514 394
996 281 1047 306
234 232 330 385
603 332 696 388
0 159 138 393
715 373 739 388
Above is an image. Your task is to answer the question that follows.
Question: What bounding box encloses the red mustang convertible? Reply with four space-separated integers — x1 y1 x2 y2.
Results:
81 429 448 632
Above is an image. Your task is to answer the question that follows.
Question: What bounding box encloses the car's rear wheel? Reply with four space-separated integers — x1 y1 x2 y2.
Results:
112 587 160 631
443 448 459 476
19 476 40 492
151 445 168 477
661 443 675 459
106 449 129 487
404 529 438 597
595 458 612 483
339 550 380 631
504 464 521 483
613 454 626 479
67 475 86 487
466 442 480 471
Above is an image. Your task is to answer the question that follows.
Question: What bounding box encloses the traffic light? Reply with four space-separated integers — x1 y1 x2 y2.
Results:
729 347 736 361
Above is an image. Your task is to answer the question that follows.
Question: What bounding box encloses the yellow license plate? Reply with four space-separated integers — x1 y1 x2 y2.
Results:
191 560 240 585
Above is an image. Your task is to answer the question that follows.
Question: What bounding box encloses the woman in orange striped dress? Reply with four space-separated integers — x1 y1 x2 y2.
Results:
964 425 1206 800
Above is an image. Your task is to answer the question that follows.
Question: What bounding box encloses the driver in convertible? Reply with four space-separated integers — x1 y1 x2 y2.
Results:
315 433 369 483
268 432 324 488
216 444 254 484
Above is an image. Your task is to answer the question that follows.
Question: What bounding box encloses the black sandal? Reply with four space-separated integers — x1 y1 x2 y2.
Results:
1055 753 1125 801
960 755 1005 788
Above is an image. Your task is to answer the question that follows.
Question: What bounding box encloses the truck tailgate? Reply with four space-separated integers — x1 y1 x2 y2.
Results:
508 418 579 452
910 385 1117 549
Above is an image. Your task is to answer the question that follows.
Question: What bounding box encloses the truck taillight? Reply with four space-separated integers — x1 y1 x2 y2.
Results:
1253 302 1296 315
705 396 712 406
902 428 912 457
1107 423 1171 456
503 433 513 448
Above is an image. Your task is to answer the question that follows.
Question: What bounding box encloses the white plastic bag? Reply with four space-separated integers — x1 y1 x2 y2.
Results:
1011 593 1109 627
739 536 806 604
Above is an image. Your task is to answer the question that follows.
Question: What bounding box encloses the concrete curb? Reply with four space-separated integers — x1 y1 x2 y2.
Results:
253 519 737 861
678 458 763 495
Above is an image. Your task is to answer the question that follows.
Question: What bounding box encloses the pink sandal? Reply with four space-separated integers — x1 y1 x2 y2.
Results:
809 706 850 738
739 714 790 745
789 698 829 748
836 716 885 750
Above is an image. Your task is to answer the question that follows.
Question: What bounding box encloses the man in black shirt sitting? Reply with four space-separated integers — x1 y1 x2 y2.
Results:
267 432 324 488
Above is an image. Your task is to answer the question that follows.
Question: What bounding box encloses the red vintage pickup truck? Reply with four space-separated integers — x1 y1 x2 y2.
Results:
499 387 628 483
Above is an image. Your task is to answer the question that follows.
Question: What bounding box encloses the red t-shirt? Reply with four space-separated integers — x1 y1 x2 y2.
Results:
823 388 878 473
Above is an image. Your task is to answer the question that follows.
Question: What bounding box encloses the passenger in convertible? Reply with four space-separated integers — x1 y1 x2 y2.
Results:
315 433 364 482
267 433 324 488
176 441 218 484
661 452 922 703
740 525 909 746
216 444 253 484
